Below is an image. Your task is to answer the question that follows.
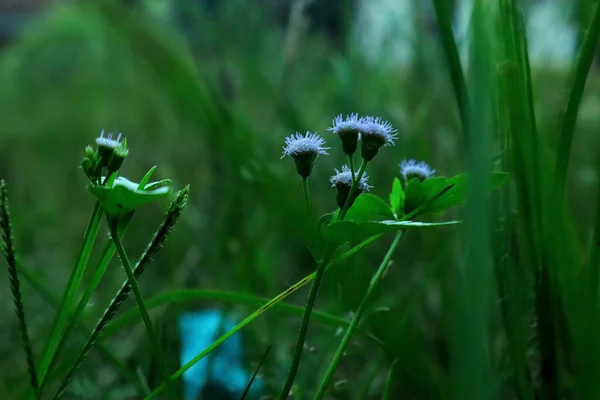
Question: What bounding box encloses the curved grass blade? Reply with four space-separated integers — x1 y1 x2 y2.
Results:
552 0 600 205
142 234 383 400
431 0 470 148
0 180 39 395
382 359 399 400
102 289 382 347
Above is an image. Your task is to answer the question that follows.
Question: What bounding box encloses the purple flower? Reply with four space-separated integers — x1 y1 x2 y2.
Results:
281 131 329 178
327 113 362 156
400 159 435 182
358 116 398 161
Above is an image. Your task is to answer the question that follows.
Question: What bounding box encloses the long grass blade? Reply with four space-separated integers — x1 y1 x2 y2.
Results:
38 213 134 393
239 346 270 400
552 0 600 205
382 359 399 400
102 289 383 347
449 2 495 398
36 200 103 389
431 0 470 149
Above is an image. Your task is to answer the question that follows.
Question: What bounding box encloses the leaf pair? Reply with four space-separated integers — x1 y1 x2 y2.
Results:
320 172 509 244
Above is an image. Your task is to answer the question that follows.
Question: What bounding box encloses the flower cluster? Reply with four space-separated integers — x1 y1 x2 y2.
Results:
82 130 129 184
281 113 434 211
328 114 397 161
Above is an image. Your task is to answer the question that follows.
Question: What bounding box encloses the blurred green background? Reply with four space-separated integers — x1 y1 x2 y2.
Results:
1 0 600 399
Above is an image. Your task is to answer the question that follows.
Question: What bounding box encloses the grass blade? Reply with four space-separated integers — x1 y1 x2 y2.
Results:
38 213 134 393
102 289 383 348
449 2 495 398
36 200 103 390
239 346 270 400
382 359 399 400
0 180 39 395
431 0 470 148
552 0 600 205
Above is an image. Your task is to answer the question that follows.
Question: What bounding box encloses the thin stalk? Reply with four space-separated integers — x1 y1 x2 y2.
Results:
36 201 103 387
301 177 312 220
349 154 356 182
339 161 367 221
314 231 403 399
107 217 176 400
276 160 368 399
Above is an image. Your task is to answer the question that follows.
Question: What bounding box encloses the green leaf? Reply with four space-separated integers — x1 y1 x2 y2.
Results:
389 177 404 218
89 176 172 217
345 194 395 222
404 173 509 216
323 219 461 243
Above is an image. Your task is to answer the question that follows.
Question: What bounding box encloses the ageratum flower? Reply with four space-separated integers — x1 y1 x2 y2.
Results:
330 165 372 209
95 130 128 170
281 131 329 178
327 113 362 156
400 159 435 182
359 116 398 161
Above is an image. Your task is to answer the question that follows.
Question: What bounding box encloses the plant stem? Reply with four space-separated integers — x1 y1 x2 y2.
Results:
107 217 176 400
277 160 368 399
36 201 103 389
314 231 403 399
301 177 312 220
348 154 356 182
339 161 367 221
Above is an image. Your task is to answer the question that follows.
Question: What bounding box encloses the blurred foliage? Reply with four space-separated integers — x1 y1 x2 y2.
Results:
0 0 599 399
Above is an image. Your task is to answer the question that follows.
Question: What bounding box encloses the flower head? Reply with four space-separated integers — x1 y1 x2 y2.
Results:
400 159 435 182
328 113 362 156
358 116 398 161
281 131 329 178
330 165 372 209
96 130 125 167
96 130 123 151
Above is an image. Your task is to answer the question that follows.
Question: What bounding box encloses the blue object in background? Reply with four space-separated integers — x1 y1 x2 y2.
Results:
179 309 264 400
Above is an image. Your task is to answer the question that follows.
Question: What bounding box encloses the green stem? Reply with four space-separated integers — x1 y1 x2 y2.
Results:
314 231 403 399
348 154 356 182
338 160 367 221
107 218 176 400
277 160 368 399
36 201 103 388
301 177 312 220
